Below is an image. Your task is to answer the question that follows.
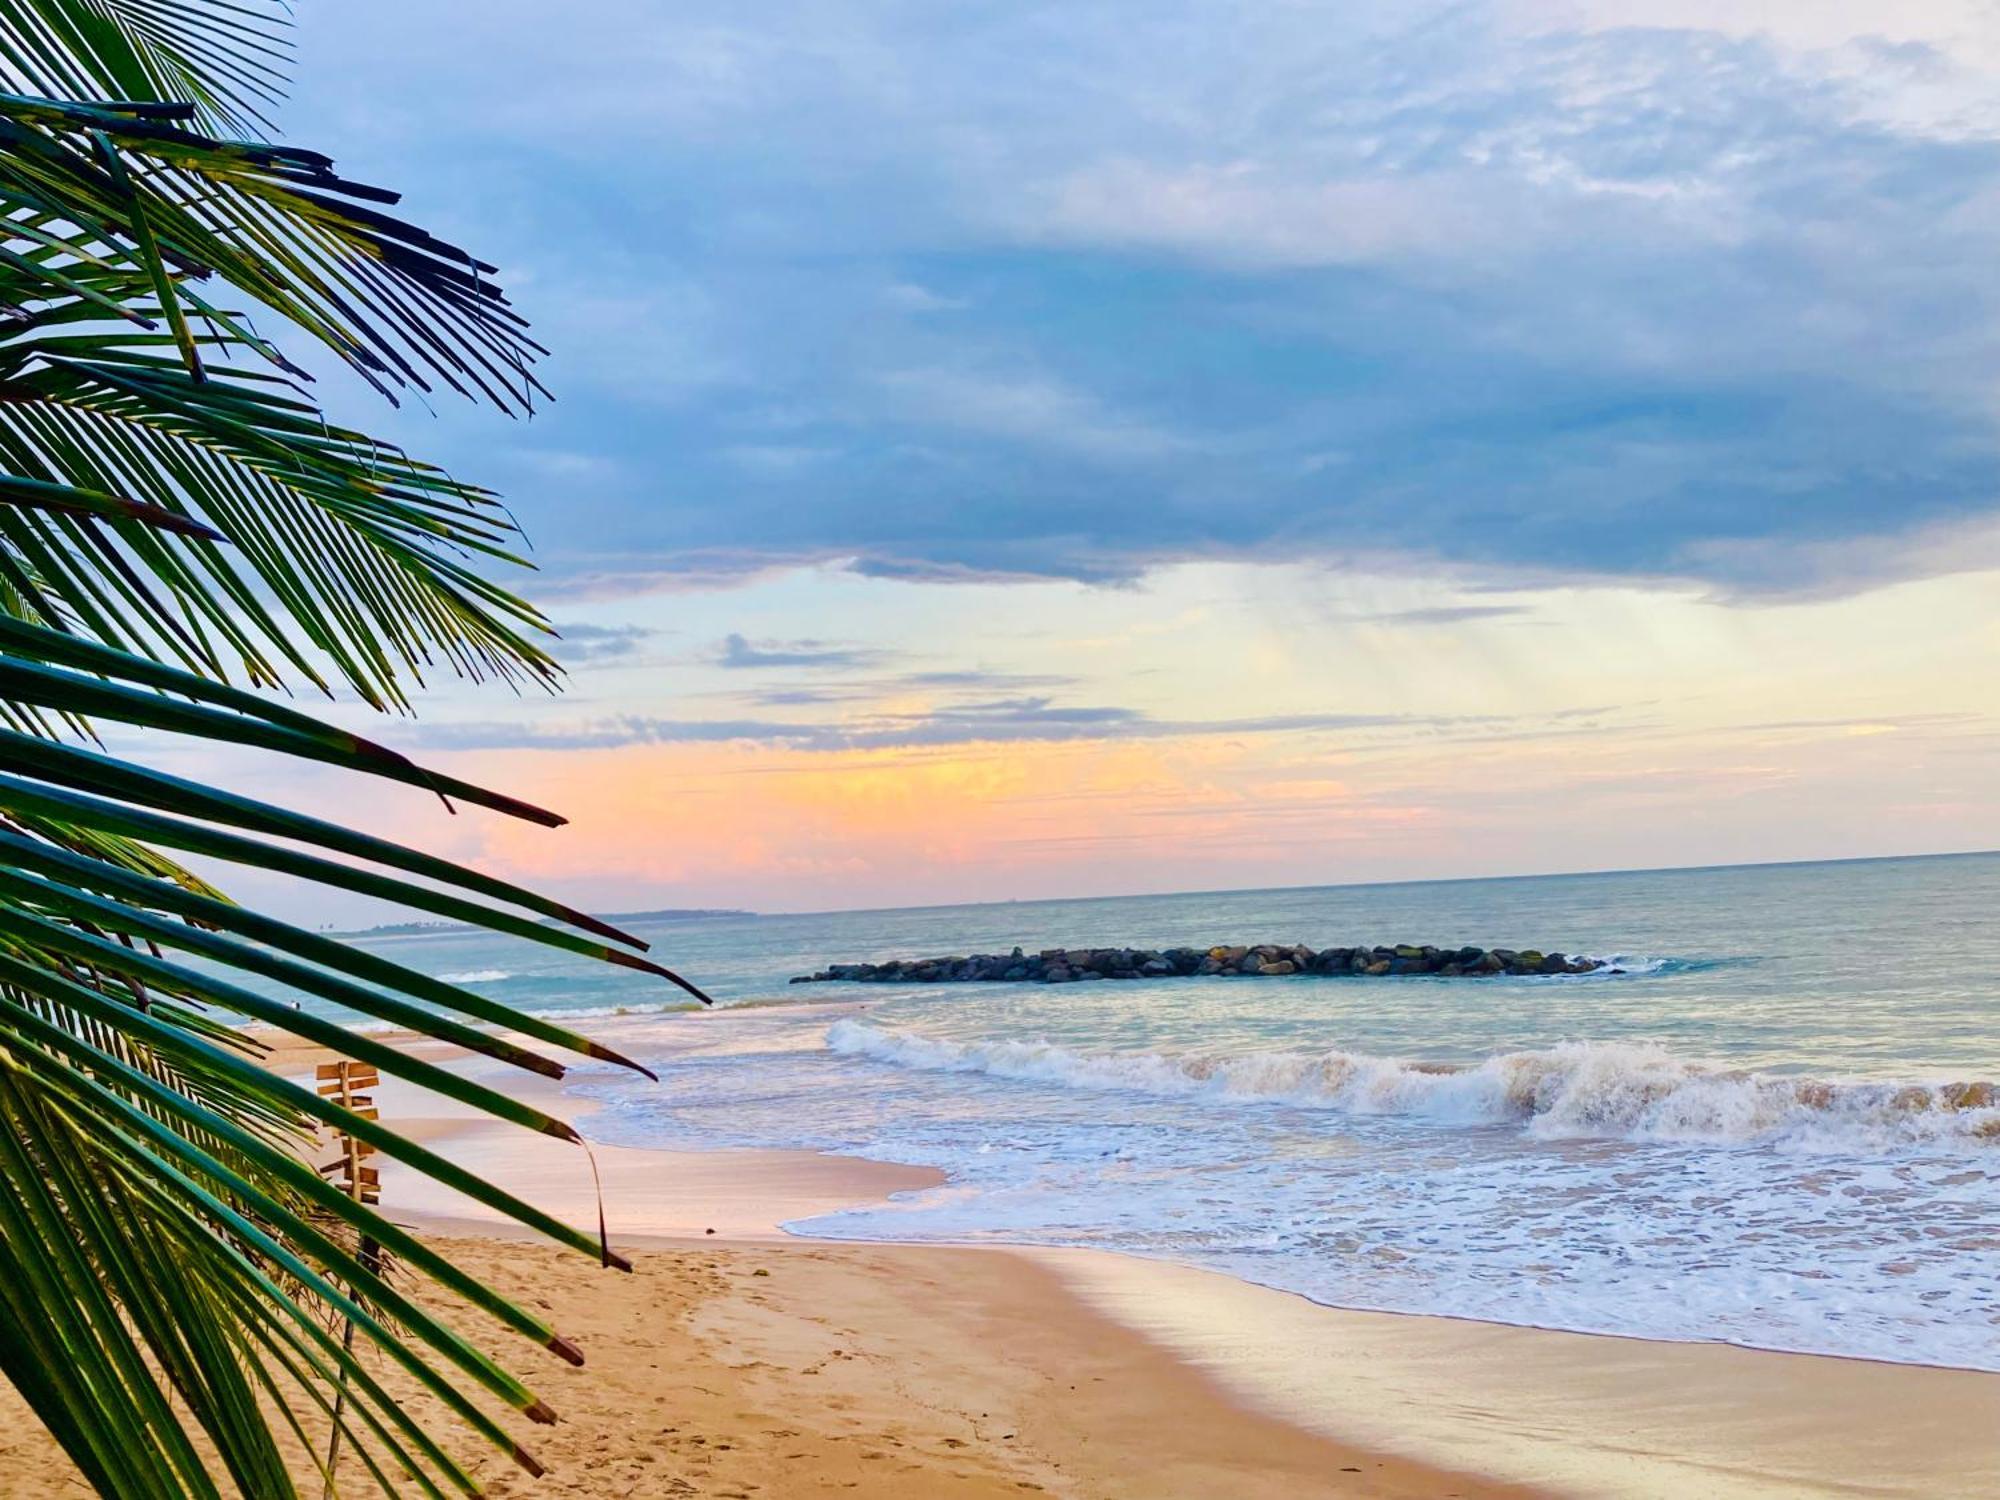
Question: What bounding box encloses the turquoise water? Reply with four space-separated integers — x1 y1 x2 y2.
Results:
350 853 2000 1368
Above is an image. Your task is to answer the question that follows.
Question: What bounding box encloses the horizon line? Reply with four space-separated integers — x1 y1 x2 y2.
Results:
751 844 2000 922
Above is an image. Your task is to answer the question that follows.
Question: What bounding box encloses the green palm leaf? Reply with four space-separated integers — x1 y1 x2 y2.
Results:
0 2 693 1494
0 0 291 136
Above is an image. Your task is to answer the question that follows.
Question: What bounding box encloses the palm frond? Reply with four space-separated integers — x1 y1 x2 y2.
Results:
0 0 292 136
0 1 697 1494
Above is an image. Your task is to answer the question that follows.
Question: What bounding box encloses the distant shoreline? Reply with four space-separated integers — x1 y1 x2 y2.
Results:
324 907 757 938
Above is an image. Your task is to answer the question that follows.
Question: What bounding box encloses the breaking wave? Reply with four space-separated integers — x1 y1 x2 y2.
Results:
1531 952 1675 978
825 1021 1999 1152
436 968 513 984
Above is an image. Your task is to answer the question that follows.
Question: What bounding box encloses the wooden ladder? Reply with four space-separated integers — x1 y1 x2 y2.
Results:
315 1060 383 1498
315 1060 380 1207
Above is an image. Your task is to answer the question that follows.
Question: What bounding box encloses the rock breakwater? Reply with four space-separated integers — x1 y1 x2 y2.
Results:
792 943 1609 985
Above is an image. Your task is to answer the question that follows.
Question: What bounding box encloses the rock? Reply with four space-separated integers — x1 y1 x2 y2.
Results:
789 938 1611 987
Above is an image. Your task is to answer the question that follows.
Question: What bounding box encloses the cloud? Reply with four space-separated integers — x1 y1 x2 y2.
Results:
897 669 1080 689
720 666 1082 709
875 367 1192 462
552 621 656 663
400 699 1565 755
533 551 830 602
286 2 2000 604
744 686 875 707
1023 160 1523 270
1352 604 1536 626
843 554 1139 587
715 633 889 670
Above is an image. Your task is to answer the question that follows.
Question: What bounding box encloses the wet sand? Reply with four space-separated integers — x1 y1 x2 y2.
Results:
1050 1250 2000 1498
0 1032 1992 1496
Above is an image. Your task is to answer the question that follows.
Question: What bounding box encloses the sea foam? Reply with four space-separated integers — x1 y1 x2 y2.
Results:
825 1020 1998 1153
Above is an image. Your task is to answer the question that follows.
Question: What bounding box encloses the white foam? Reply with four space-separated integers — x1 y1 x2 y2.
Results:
436 968 513 984
1538 952 1673 979
825 1021 1999 1153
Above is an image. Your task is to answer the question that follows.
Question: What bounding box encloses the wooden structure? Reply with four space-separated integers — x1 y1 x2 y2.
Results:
315 1060 380 1208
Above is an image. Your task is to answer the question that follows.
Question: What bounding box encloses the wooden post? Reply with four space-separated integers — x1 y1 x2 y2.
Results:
316 1061 383 1499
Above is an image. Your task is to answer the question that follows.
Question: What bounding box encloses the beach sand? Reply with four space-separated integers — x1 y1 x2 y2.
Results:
0 1033 1993 1497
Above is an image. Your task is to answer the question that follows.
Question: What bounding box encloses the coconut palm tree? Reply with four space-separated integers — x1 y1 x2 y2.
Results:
0 2 688 1493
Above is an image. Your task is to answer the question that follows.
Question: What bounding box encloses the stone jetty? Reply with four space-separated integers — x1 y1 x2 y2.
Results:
791 943 1607 985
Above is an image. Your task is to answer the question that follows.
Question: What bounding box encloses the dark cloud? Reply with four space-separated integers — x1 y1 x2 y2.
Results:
740 669 1078 705
745 686 875 706
1352 605 1534 626
401 700 1541 755
715 634 889 670
287 4 2000 603
552 622 655 663
844 555 1139 587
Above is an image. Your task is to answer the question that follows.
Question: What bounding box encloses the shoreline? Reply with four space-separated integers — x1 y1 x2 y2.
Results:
0 1030 1525 1500
4 1029 1975 1496
388 1127 2000 1498
307 1035 2000 1495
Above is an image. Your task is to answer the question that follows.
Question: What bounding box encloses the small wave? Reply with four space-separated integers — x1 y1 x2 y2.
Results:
333 998 704 1034
515 1000 704 1022
436 968 513 984
825 1022 1998 1153
1545 953 1674 979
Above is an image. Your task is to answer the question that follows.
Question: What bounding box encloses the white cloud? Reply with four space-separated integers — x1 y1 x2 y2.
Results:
1020 159 1514 269
876 367 1191 460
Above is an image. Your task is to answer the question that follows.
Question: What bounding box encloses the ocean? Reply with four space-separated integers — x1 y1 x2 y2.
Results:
336 852 2000 1371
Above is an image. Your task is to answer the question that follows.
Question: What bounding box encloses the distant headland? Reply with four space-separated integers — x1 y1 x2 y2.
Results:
793 942 1610 984
327 908 756 938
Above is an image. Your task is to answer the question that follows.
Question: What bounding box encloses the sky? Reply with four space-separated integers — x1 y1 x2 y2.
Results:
201 0 2000 920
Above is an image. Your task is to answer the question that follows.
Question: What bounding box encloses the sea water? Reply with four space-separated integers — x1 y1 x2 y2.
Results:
337 853 2000 1370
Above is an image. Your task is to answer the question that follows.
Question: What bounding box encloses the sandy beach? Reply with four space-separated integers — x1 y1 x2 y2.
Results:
1 1036 1993 1498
